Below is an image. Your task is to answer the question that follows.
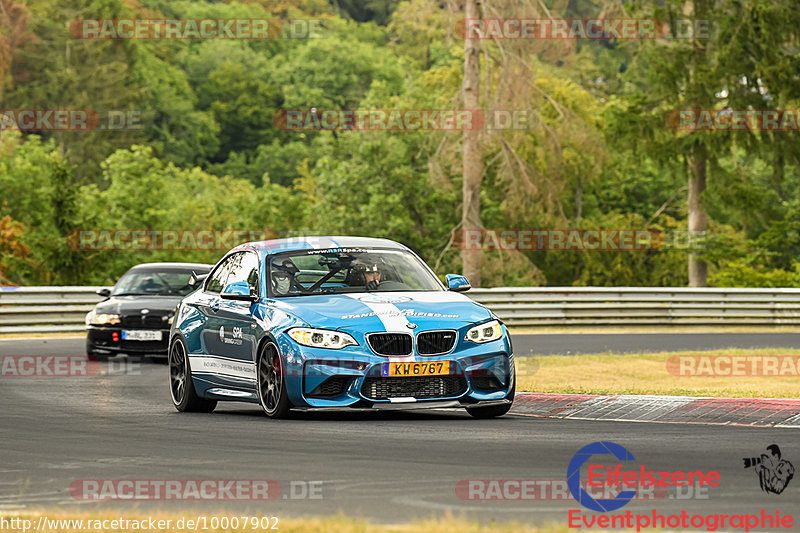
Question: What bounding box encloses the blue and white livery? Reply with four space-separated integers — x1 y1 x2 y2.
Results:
169 236 515 418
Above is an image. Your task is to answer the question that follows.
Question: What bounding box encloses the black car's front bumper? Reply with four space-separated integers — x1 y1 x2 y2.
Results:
86 326 170 356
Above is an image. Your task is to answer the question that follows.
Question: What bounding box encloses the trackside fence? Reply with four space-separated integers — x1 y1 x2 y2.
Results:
467 287 800 327
1 286 800 334
0 286 110 334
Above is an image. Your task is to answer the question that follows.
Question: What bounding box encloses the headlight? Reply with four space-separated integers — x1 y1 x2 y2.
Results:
86 310 120 326
287 328 357 349
465 319 503 343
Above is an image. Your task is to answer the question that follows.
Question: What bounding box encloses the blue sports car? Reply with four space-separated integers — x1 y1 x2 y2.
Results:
168 236 515 418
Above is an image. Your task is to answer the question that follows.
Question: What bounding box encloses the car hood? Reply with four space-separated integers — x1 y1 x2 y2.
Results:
269 291 493 331
93 295 184 315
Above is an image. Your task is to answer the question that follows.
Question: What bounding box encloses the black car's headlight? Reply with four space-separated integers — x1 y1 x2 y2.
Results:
465 319 503 343
86 309 121 326
288 328 357 349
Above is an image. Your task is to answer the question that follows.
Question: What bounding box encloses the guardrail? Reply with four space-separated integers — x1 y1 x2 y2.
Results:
468 287 800 327
0 286 110 334
1 286 800 334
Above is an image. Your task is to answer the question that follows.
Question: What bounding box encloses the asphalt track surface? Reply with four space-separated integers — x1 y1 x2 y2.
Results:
1 335 800 526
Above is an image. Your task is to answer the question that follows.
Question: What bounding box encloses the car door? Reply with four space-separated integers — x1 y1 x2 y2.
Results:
191 255 236 387
214 251 260 389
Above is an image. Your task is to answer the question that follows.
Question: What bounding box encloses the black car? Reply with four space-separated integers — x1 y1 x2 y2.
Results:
86 262 213 361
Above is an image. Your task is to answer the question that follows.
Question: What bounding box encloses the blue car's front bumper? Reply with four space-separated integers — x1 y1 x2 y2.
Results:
275 328 514 409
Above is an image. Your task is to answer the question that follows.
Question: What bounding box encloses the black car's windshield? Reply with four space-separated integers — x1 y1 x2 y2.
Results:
268 248 443 297
112 269 199 297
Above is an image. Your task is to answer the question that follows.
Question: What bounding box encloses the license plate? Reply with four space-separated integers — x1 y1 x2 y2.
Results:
122 330 162 341
381 361 450 377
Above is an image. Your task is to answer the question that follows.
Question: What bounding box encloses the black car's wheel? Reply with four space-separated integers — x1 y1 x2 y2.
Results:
257 341 292 419
169 337 217 413
466 380 515 419
86 340 110 362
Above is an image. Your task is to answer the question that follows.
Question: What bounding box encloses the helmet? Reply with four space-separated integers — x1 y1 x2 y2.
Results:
271 270 291 295
351 259 385 290
269 259 299 295
351 260 382 276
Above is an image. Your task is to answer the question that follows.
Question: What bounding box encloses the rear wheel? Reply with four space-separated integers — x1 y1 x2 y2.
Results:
257 341 293 419
169 337 217 413
466 381 515 419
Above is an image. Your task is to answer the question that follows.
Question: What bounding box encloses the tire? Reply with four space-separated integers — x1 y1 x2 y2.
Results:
86 340 110 362
256 341 293 419
169 337 217 413
466 380 515 419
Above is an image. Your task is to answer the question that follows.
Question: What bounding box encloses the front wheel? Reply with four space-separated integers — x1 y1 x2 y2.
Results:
466 381 515 419
257 341 293 419
169 337 217 413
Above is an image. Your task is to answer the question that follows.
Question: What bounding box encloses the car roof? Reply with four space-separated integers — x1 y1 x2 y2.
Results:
127 262 214 271
231 236 410 255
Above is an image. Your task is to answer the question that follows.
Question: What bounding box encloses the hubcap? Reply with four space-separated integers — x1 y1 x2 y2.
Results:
169 340 186 404
258 345 283 414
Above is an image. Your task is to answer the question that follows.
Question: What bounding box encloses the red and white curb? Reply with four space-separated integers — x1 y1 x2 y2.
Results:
511 393 800 428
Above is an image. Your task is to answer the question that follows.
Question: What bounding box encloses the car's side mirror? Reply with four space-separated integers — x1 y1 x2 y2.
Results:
189 271 209 288
96 288 111 298
445 274 471 292
221 281 258 302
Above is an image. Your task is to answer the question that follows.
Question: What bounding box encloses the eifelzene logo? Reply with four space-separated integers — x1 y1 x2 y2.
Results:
567 441 721 512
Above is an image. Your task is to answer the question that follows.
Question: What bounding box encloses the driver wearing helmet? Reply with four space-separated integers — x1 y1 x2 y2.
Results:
363 263 382 291
270 259 299 296
271 271 291 295
351 260 384 291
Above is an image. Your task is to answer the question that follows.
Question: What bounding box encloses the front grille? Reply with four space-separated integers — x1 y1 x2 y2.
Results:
120 339 168 351
362 376 467 400
121 314 165 328
308 377 349 398
471 375 504 391
417 330 457 355
367 333 412 356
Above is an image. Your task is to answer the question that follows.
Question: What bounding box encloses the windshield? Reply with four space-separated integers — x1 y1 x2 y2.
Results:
112 269 201 297
268 248 443 297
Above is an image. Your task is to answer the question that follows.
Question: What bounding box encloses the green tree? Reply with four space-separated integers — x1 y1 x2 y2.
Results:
612 0 800 286
5 0 145 180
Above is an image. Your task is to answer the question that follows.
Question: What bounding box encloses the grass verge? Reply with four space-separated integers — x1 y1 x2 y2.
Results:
515 348 800 398
0 333 84 339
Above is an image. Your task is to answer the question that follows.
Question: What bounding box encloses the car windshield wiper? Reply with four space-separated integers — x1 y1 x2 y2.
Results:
112 292 150 296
